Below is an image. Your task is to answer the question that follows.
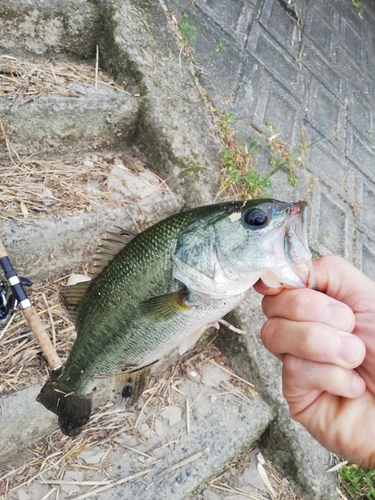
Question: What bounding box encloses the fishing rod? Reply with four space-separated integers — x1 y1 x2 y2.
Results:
0 239 62 372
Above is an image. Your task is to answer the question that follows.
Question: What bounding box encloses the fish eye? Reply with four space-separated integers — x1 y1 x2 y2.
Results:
243 208 268 228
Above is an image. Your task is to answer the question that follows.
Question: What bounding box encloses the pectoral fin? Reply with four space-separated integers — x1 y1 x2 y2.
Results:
140 291 192 320
110 365 152 409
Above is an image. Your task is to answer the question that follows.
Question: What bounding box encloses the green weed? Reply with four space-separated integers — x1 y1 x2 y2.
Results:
339 464 375 499
218 112 283 199
266 121 277 133
351 0 363 16
309 248 319 259
180 13 196 43
318 230 330 245
215 41 227 53
266 132 303 188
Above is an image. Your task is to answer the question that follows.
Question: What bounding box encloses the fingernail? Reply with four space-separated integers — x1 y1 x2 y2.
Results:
326 304 354 331
337 336 364 365
351 373 365 396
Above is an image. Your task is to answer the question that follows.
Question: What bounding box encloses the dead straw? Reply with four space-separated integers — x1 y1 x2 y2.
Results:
74 468 152 499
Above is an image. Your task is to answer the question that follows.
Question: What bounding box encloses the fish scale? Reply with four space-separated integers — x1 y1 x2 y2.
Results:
37 199 313 436
67 205 234 386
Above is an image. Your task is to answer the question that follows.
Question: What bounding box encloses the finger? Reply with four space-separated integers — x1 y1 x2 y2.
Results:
282 355 366 399
261 318 366 368
287 388 375 469
253 279 283 296
313 255 375 311
261 287 355 332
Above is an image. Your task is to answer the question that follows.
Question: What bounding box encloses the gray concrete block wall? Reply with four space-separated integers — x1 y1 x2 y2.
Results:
169 0 375 273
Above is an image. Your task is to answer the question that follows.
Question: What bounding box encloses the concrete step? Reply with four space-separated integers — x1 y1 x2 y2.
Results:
0 150 179 281
0 354 274 500
0 74 139 160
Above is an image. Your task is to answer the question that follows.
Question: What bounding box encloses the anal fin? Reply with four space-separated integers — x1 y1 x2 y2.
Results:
110 365 152 409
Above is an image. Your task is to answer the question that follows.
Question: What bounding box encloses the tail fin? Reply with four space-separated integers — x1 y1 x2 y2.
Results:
37 367 92 437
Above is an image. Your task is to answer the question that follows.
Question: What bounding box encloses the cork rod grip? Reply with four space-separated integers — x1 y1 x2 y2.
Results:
0 239 62 371
0 240 7 259
22 307 62 370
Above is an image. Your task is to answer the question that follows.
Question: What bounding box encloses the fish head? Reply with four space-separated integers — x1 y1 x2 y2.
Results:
173 199 314 298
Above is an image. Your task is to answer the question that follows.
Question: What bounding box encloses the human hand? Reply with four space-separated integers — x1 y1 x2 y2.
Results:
254 255 375 467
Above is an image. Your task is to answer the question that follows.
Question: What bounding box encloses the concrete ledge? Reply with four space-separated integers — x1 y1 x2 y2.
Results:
0 0 96 59
0 87 139 160
0 379 111 462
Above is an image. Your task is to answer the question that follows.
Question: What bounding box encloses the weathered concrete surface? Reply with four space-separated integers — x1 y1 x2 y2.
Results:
0 0 96 59
1 196 178 283
172 0 375 275
0 379 111 462
0 386 58 461
0 0 223 207
215 291 338 499
3 365 274 500
106 0 222 207
97 385 273 500
0 86 139 160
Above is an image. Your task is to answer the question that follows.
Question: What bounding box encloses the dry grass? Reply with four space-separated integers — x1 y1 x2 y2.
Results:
0 56 166 224
0 55 127 111
0 274 78 394
0 145 171 224
0 343 256 497
0 153 119 223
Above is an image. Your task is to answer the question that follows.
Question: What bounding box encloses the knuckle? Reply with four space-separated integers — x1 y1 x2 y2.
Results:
283 354 304 379
260 320 274 349
297 323 319 355
325 253 345 267
289 289 311 320
261 295 272 318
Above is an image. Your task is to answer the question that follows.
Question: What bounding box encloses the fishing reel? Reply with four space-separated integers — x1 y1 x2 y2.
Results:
0 277 33 320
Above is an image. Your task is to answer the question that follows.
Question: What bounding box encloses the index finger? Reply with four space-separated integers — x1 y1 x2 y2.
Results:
313 255 375 314
255 255 375 313
261 287 355 332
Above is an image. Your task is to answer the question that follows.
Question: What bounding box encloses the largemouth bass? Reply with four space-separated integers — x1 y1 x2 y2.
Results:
37 199 313 436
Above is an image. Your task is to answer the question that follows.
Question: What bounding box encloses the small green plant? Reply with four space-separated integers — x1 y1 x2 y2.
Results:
266 121 277 133
218 115 327 200
218 112 283 199
180 13 197 43
215 41 227 53
269 152 298 187
339 464 375 499
197 41 228 63
310 248 319 259
318 230 330 245
351 0 363 16
219 111 236 133
266 128 304 188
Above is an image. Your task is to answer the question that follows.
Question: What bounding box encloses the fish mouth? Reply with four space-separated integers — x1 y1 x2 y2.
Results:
283 201 316 288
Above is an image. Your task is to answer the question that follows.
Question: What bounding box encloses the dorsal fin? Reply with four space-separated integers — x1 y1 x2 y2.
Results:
60 280 91 325
92 227 138 276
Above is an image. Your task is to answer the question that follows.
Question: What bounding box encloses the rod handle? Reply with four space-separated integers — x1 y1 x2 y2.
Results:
0 239 62 371
23 307 63 371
